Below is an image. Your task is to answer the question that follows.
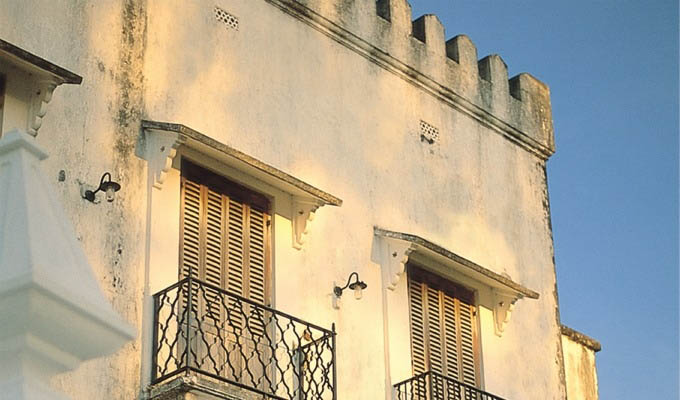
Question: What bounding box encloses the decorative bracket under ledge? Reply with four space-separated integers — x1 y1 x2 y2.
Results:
292 197 322 250
493 290 520 337
139 128 184 189
27 79 58 137
375 234 416 291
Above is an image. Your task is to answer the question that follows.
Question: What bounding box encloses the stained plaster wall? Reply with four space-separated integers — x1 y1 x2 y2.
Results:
562 333 599 400
0 0 566 399
0 0 147 399
142 1 563 400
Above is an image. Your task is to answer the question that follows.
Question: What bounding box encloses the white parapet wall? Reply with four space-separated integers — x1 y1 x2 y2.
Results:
561 325 601 400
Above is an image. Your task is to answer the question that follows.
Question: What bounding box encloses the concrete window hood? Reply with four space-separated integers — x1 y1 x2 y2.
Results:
138 120 342 250
374 226 539 337
0 39 82 137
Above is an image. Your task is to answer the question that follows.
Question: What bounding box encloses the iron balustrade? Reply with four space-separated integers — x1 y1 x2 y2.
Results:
394 371 506 400
152 277 337 399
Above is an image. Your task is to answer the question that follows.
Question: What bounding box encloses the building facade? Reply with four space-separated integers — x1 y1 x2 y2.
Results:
0 1 600 399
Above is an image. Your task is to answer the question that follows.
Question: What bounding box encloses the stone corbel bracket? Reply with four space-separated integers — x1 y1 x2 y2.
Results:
138 128 185 189
376 235 416 291
292 197 321 250
493 290 521 337
27 79 58 137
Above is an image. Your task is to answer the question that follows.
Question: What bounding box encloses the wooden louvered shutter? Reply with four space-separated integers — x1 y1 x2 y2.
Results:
442 293 460 381
180 179 202 316
203 188 225 320
408 265 479 387
180 160 271 306
179 180 225 322
179 161 271 384
180 179 202 280
226 197 245 297
458 297 477 385
426 286 444 375
248 206 267 306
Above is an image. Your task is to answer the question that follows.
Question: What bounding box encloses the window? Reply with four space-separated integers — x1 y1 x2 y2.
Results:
180 159 271 306
179 159 273 384
407 263 479 386
146 128 341 398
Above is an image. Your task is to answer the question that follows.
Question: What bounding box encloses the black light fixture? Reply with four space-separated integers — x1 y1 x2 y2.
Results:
333 272 367 300
82 172 121 203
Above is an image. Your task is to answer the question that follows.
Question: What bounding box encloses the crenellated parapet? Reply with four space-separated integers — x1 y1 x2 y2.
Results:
268 0 555 158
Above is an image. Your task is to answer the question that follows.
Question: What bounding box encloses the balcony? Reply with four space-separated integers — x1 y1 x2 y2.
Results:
152 277 337 399
394 371 505 400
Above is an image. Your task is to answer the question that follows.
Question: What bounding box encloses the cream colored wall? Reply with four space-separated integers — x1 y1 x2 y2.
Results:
0 1 147 399
562 334 599 400
142 1 564 399
0 0 566 399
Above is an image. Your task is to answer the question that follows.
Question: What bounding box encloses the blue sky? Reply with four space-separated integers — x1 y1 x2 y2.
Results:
407 1 679 398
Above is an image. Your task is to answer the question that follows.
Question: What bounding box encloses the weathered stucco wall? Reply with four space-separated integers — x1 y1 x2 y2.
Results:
0 1 147 398
562 325 601 400
142 1 563 399
0 0 581 399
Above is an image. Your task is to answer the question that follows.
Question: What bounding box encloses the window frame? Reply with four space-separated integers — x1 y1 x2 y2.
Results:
179 158 273 307
406 262 482 387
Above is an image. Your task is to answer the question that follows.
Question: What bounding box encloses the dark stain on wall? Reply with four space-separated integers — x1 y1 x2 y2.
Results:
114 0 147 162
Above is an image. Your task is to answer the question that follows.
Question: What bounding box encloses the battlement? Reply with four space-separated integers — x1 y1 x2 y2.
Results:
269 0 555 158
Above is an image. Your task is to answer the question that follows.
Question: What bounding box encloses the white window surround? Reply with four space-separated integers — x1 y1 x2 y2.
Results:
137 120 343 250
137 121 343 390
373 227 539 399
373 226 539 337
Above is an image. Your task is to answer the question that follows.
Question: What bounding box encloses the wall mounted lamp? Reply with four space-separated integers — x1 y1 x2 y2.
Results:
81 172 121 203
333 272 367 300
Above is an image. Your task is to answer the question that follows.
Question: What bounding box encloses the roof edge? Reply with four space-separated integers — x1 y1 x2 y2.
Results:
561 324 602 352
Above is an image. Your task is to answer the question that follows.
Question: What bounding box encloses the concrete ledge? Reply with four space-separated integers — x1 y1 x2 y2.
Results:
0 38 82 84
561 324 602 352
140 120 343 207
375 226 540 299
149 374 264 400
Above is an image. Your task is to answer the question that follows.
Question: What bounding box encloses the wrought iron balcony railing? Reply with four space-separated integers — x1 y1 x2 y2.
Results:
394 371 506 400
152 277 337 400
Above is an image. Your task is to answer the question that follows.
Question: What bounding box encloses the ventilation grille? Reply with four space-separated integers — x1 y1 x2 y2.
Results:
420 120 439 144
214 6 239 30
